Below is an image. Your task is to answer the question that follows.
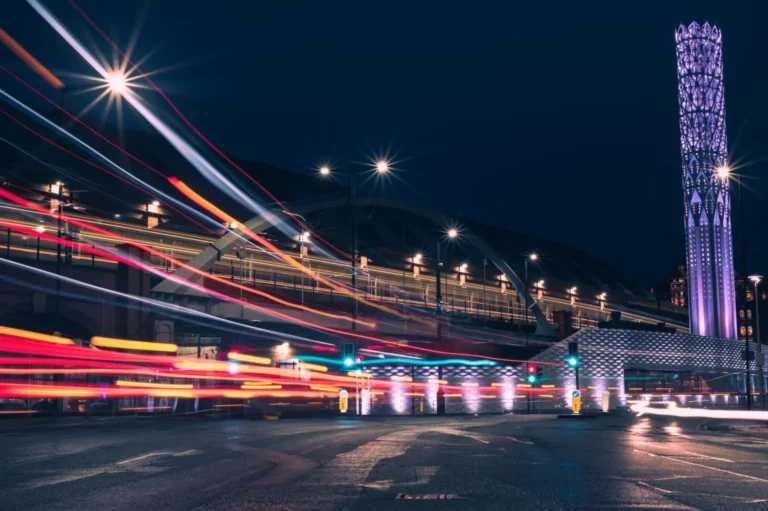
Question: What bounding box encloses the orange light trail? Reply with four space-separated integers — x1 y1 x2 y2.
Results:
0 29 64 88
0 186 370 327
68 0 351 261
0 325 74 345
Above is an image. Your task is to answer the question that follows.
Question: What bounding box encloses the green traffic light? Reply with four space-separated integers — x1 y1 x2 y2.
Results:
343 357 354 367
527 374 536 384
566 356 579 368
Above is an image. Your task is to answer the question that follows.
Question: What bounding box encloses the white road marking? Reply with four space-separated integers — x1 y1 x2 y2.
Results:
682 451 733 463
360 480 393 490
634 449 768 483
117 452 173 465
173 449 201 457
504 435 535 445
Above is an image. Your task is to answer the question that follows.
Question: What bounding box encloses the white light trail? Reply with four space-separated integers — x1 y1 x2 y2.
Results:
0 256 334 347
26 0 296 246
630 401 768 421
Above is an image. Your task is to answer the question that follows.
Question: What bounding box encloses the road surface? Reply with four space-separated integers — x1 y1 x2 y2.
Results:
1 414 766 510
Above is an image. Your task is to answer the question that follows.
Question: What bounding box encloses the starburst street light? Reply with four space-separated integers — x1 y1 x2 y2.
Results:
375 160 390 173
447 228 458 239
716 165 730 180
106 72 128 94
319 165 331 176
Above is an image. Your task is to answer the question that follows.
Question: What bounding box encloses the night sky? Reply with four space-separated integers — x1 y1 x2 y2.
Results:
3 1 767 288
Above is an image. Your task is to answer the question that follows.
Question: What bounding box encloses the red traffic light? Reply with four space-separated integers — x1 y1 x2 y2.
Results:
355 356 363 364
527 364 536 374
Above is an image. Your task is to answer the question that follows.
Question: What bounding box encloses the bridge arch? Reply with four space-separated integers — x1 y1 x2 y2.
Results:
153 197 555 336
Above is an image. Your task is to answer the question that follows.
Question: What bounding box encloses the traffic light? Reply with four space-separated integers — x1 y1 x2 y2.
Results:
343 343 355 367
536 366 544 380
526 364 537 384
566 341 579 368
355 355 363 365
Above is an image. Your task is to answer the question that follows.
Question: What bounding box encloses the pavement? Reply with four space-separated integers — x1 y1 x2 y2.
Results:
1 413 767 510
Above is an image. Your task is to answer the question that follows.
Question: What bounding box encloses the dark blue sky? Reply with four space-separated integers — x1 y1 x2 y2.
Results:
3 1 767 287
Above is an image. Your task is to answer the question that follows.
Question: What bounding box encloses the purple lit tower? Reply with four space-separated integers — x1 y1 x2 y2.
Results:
675 22 737 339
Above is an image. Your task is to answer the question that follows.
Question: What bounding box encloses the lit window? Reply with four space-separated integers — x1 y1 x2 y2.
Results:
740 326 746 336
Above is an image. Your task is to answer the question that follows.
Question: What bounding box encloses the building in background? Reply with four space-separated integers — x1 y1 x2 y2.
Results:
670 264 687 307
675 22 737 339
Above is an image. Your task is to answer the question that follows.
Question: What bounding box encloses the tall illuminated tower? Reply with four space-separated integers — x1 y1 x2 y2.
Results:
675 22 737 339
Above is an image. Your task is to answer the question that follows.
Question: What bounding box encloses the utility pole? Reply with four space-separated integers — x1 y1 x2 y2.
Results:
738 177 752 410
351 171 357 330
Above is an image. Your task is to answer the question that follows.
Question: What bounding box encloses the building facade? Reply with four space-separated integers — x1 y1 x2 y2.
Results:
675 22 737 339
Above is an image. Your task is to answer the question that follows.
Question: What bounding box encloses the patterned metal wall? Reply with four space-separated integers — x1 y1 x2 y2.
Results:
367 329 766 415
531 328 767 409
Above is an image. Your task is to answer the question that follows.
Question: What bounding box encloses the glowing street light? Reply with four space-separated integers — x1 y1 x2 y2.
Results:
748 275 764 410
106 72 128 94
716 165 730 180
375 160 390 173
35 225 45 234
413 253 422 264
276 342 291 360
319 165 331 176
151 200 160 207
524 254 540 326
229 220 239 229
447 228 458 239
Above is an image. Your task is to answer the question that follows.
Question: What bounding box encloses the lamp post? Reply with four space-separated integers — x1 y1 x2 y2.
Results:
319 161 390 329
436 228 459 316
750 275 764 409
721 166 753 410
524 253 538 327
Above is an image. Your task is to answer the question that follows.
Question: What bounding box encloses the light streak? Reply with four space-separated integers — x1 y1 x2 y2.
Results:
227 352 271 366
115 381 193 389
0 257 335 349
297 363 328 372
168 178 405 321
91 336 178 353
0 28 64 88
0 93 231 238
68 0 351 261
630 401 768 420
0 326 74 345
0 187 367 327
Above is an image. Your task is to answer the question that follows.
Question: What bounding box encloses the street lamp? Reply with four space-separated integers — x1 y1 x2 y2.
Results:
435 228 460 317
720 165 755 409
106 72 128 95
524 253 538 326
318 160 392 329
749 274 764 409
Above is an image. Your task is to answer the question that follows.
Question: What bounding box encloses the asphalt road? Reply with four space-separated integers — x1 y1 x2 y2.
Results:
1 413 767 510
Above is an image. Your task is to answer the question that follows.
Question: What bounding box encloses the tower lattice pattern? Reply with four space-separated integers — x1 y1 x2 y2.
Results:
675 22 737 339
